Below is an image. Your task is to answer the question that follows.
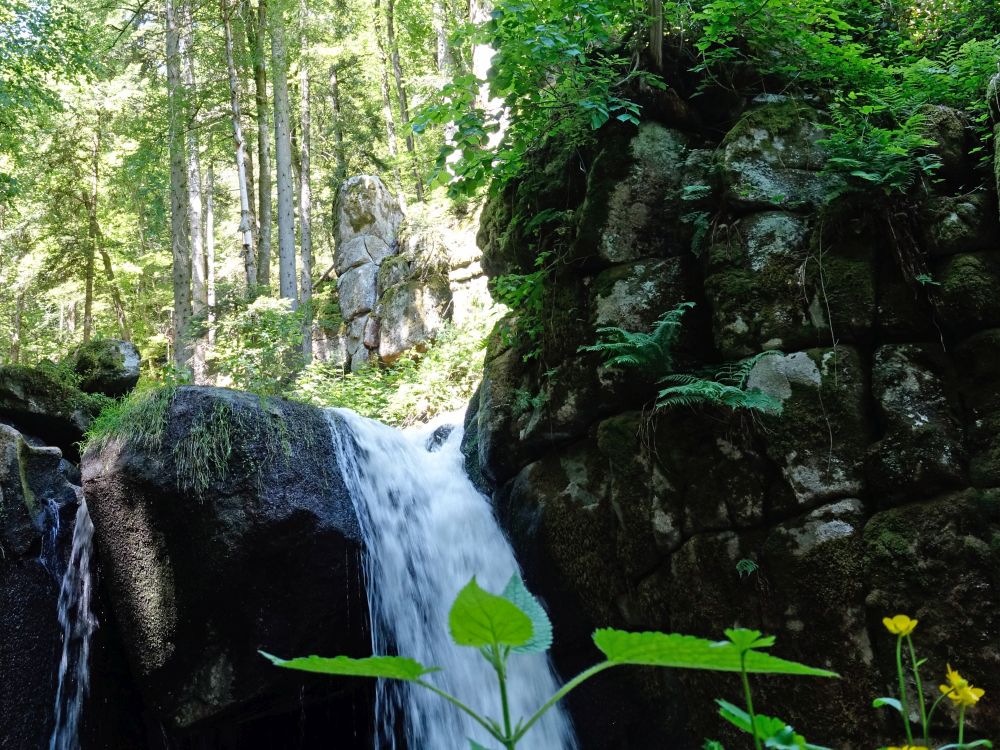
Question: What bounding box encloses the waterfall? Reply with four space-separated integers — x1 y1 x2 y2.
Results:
328 409 578 750
49 498 98 750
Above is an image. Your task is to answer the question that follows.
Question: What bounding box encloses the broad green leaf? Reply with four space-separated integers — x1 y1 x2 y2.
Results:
938 742 993 750
592 630 838 677
502 573 553 654
469 740 494 750
871 696 902 714
449 577 533 649
259 652 438 681
717 700 831 750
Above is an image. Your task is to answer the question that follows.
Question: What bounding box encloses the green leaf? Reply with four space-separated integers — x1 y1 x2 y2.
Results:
872 696 902 714
938 743 994 750
501 574 553 654
716 700 831 750
592 630 838 677
723 628 776 652
259 652 438 681
450 577 533 649
469 740 494 750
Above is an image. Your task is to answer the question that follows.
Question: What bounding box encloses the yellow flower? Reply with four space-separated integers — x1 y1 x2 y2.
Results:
887 746 930 750
882 614 918 636
939 664 985 707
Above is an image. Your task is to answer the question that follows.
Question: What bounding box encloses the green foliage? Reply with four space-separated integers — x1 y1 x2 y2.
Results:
264 576 834 750
716 700 830 750
579 302 694 378
491 252 553 361
291 311 494 426
449 577 534 649
83 384 176 453
211 296 305 397
736 558 760 579
592 628 835 676
415 0 662 196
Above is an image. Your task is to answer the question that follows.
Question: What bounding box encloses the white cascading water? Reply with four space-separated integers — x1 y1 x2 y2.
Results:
327 409 578 750
49 498 98 750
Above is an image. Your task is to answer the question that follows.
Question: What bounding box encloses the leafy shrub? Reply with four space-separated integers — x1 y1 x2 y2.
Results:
210 296 304 397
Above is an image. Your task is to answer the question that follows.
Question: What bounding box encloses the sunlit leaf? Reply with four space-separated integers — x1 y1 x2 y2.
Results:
450 577 533 649
260 652 438 681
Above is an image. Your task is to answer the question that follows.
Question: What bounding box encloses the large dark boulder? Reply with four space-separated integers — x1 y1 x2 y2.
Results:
81 386 368 734
68 339 141 398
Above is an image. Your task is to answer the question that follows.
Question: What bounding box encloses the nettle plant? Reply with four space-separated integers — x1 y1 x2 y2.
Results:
263 574 835 750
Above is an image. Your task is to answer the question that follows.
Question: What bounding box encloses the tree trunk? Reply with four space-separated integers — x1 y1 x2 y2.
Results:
327 64 347 183
298 0 313 361
99 247 130 341
10 292 24 364
205 159 217 346
223 0 257 288
648 0 663 71
386 0 423 201
83 118 101 345
269 0 298 305
249 0 273 289
166 0 193 371
181 0 208 381
374 0 403 199
432 0 452 74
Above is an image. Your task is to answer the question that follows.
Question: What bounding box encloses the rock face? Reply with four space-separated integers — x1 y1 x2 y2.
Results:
467 98 1000 747
68 339 142 397
0 422 80 750
82 387 369 734
0 364 102 458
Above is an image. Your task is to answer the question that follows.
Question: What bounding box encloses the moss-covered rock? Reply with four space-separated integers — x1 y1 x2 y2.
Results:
82 386 367 731
955 329 1000 488
864 489 1000 734
69 338 141 398
376 275 451 363
933 251 1000 332
920 192 999 256
866 344 966 504
719 100 845 211
918 104 973 190
749 347 869 512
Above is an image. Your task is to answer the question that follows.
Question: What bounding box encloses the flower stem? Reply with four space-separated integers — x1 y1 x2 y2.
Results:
906 635 928 744
740 652 763 750
959 704 966 747
896 635 915 745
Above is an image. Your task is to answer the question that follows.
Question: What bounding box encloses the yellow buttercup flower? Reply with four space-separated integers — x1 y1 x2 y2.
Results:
939 665 985 707
888 746 930 750
882 614 918 636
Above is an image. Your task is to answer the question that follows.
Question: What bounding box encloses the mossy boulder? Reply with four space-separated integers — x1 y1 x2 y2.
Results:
749 347 869 512
955 329 1000 488
718 100 844 211
918 104 973 190
69 338 141 397
920 192 999 256
866 344 966 504
0 364 102 458
81 386 367 731
933 251 1000 332
864 489 1000 734
574 122 711 263
376 275 451 363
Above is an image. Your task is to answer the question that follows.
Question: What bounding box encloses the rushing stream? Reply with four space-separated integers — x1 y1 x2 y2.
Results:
49 498 98 750
328 409 578 750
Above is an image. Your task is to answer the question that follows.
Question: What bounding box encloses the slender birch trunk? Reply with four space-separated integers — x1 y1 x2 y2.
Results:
249 0 273 288
205 158 216 346
374 0 403 199
269 0 298 305
298 0 313 361
223 0 257 288
432 0 452 73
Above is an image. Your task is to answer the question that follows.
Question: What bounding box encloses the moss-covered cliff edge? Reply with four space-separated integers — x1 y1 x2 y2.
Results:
464 94 1000 747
